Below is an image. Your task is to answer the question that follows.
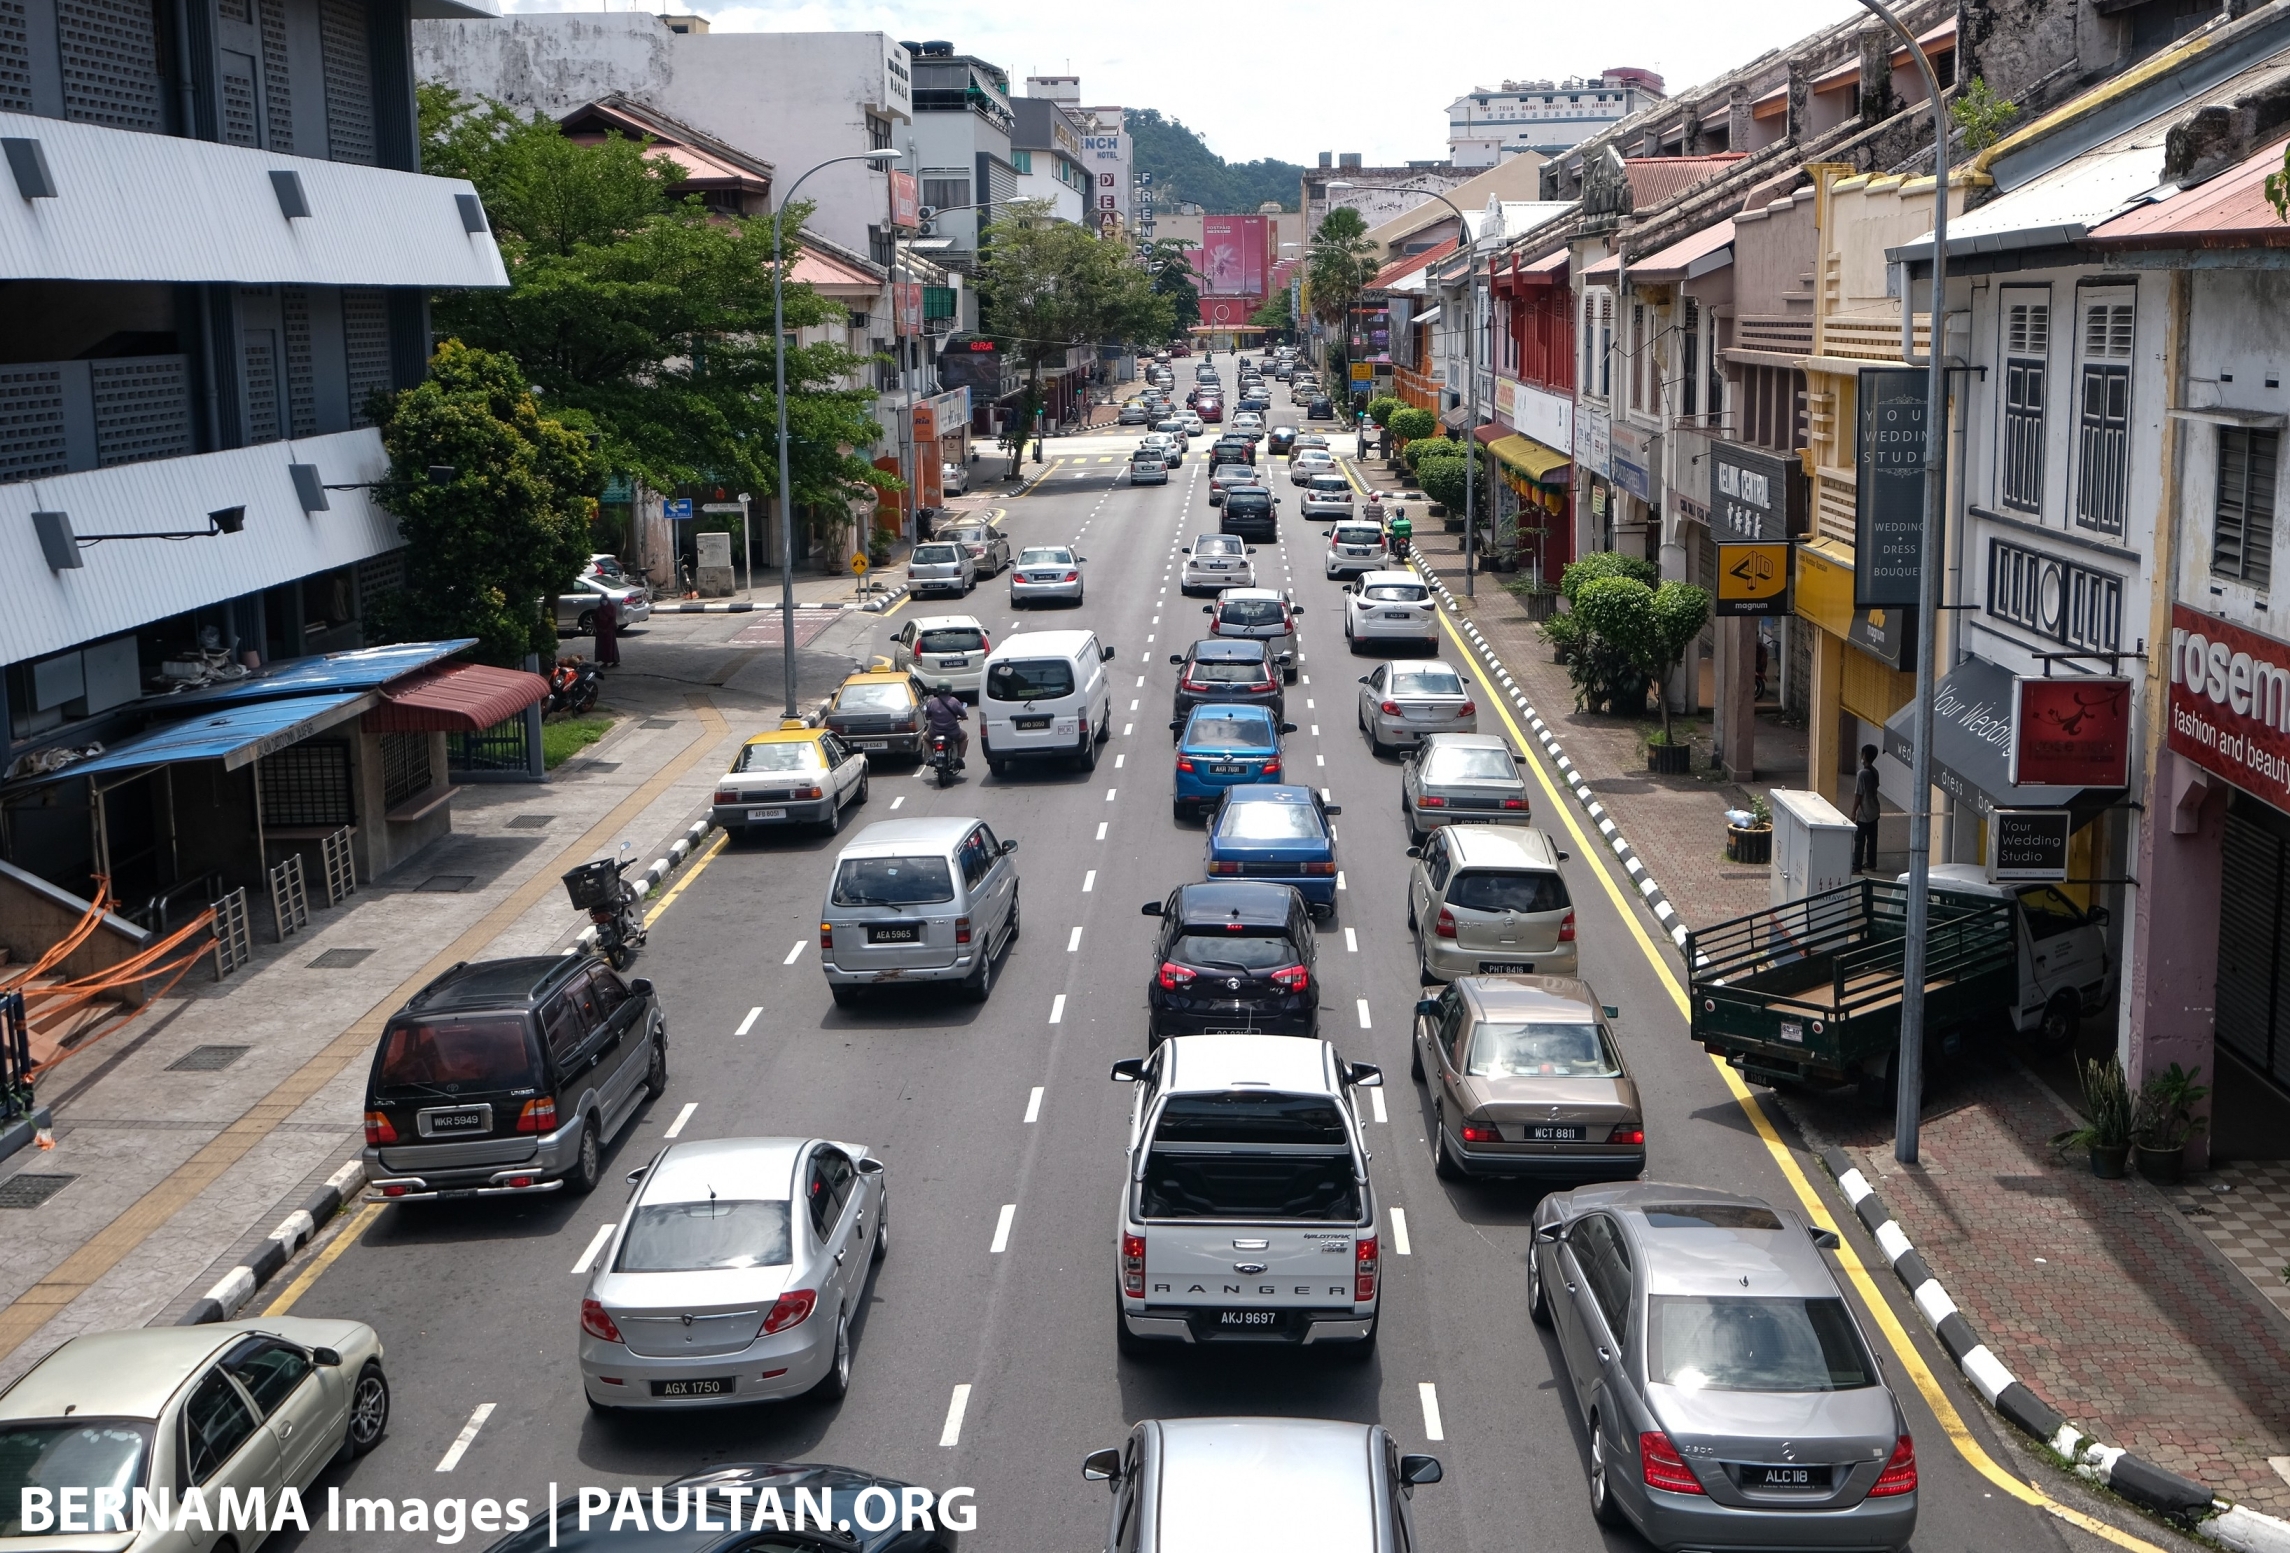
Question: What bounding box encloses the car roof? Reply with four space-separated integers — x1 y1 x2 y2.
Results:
1219 588 1284 601
0 1327 239 1419
1454 972 1598 1020
987 629 1096 659
1189 638 1268 659
643 1136 805 1204
1421 732 1509 752
1173 878 1292 925
1441 825 1559 870
1150 1418 1376 1553
1162 1035 1338 1097
911 614 984 630
838 669 916 690
1182 703 1277 736
1223 783 1315 805
1588 1185 1830 1298
1358 570 1423 585
837 816 978 855
739 722 832 749
407 954 581 1013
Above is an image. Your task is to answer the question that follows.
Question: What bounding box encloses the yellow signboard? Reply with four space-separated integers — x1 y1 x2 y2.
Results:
850 553 870 576
1716 543 1790 617
1350 362 1373 381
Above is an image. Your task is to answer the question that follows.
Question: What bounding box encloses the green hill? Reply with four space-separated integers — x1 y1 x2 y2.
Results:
1127 109 1303 214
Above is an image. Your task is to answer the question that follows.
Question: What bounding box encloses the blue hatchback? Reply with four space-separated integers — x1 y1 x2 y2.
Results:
1203 785 1344 917
1173 704 1291 820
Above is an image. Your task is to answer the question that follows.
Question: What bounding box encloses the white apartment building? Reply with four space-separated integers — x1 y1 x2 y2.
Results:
1025 76 1129 237
1011 96 1090 225
1447 70 1665 166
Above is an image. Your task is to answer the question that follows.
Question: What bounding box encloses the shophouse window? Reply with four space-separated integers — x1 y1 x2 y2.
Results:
2073 296 2134 537
2213 426 2280 589
2000 289 2049 514
866 113 893 151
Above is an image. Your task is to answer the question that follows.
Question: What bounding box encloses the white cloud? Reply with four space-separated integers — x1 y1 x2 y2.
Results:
500 0 1868 170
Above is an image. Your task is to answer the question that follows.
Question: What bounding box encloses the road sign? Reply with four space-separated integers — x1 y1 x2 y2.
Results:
1715 542 1790 617
850 553 870 576
1350 362 1372 381
700 502 744 513
662 498 692 521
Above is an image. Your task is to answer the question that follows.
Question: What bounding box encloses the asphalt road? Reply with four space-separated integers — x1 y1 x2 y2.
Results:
270 367 2124 1553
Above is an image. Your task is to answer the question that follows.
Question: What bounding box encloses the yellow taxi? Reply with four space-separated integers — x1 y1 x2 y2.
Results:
822 665 931 759
711 718 870 837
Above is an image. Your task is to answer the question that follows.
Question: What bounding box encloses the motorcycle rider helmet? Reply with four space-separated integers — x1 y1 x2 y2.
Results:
935 681 955 696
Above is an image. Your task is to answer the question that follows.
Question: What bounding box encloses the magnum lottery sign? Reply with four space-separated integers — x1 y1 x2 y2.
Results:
2168 604 2290 807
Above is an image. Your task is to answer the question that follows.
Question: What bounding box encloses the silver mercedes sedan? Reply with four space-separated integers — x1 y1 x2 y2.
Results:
1357 659 1476 754
1011 545 1086 607
1401 733 1530 842
579 1136 885 1411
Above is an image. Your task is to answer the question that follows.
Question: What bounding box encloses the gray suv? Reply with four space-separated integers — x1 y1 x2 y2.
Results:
820 816 1020 1006
1530 1182 1917 1551
361 955 665 1201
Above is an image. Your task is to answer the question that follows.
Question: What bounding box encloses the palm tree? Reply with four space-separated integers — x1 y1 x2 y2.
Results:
1307 207 1377 397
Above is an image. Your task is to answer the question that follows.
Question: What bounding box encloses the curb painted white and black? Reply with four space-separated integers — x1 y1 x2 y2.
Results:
1823 1146 2290 1548
573 815 716 952
177 1159 364 1325
657 595 911 616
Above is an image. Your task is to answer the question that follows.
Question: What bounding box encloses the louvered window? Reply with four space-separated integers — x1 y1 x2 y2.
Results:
2074 299 2133 537
0 367 69 483
258 0 293 152
2216 792 2290 1093
282 286 317 437
1681 299 1701 418
0 0 33 114
342 289 392 426
320 0 375 165
2000 294 2048 513
90 357 192 465
218 0 248 20
58 0 163 131
2214 427 2280 588
221 50 259 146
243 325 282 445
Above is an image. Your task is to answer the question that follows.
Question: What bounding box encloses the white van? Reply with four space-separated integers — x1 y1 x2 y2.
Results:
978 629 1117 775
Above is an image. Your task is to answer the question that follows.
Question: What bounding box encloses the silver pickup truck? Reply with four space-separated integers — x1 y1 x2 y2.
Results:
1111 1034 1384 1357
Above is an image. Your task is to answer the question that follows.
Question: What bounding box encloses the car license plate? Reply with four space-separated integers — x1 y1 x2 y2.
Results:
748 807 786 821
867 924 920 944
1779 1020 1805 1044
855 740 889 750
1210 763 1244 774
940 655 968 667
423 1107 488 1135
1480 961 1533 974
1216 1309 1281 1328
1015 715 1052 730
1754 1466 1824 1488
1379 611 1415 620
1527 1125 1585 1141
650 1377 734 1398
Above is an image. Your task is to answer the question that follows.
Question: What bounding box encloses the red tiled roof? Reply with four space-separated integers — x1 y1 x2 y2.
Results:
790 246 883 289
364 663 550 734
2084 135 2290 249
1624 217 1737 278
1626 154 1747 209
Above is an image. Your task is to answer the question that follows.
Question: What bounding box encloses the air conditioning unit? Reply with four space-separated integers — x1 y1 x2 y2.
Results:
916 219 938 237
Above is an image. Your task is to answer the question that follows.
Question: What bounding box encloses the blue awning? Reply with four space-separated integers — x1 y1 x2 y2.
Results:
161 640 480 708
49 693 373 781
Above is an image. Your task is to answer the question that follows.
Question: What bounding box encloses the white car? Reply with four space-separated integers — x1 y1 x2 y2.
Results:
1179 412 1205 434
889 613 992 696
1232 412 1265 435
1118 402 1152 425
1300 473 1355 519
1181 534 1257 595
1343 570 1439 652
1140 432 1183 466
1290 449 1337 485
1152 420 1192 452
1323 519 1390 579
1011 545 1086 607
941 461 970 496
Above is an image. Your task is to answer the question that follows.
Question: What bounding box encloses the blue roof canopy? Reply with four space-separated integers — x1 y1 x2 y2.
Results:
53 693 373 780
160 640 480 708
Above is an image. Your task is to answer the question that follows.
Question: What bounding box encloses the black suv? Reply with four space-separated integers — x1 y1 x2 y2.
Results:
1221 487 1277 540
1169 638 1287 726
360 955 665 1201
1142 881 1320 1043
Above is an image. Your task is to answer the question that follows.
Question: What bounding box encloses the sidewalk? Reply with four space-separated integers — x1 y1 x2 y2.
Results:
1363 461 2290 1520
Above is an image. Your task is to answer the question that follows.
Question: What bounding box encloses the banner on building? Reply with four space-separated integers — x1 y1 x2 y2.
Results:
2166 604 2290 808
1715 543 1791 617
1200 215 1266 297
1710 442 1798 544
894 283 923 335
1855 366 1928 608
2011 675 2131 788
889 172 920 229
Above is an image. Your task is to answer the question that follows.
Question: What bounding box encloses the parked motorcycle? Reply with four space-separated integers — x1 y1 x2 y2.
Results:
562 843 644 969
548 658 603 717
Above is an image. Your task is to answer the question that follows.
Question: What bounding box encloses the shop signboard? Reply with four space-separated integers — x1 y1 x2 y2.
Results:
2010 676 2131 789
1847 605 1914 670
1710 442 1794 543
1855 366 1928 608
1610 422 1655 504
889 172 920 229
1201 215 1266 297
1576 406 1610 479
893 283 923 335
1989 809 2073 882
1715 543 1791 617
2166 604 2290 809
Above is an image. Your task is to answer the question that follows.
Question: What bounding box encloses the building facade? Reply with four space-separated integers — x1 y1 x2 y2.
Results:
1447 70 1664 167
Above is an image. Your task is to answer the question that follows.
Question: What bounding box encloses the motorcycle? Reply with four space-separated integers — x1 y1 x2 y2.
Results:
563 843 645 969
927 732 966 787
548 658 603 717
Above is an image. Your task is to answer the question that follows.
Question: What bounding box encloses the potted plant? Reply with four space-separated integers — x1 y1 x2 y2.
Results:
1727 795 1773 864
1645 727 1694 774
2052 1055 2133 1178
1569 569 1713 743
2130 1063 2209 1184
1538 609 1583 665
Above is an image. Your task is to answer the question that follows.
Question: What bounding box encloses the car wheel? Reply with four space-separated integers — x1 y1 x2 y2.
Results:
991 758 1011 778
830 985 863 1009
2037 991 2080 1051
966 938 997 1003
1173 801 1191 823
341 1362 389 1457
820 791 843 836
1075 736 1098 773
1418 951 1441 988
855 770 870 806
812 1306 853 1401
872 1193 888 1263
1409 1031 1425 1082
1587 1416 1627 1527
565 1120 602 1196
584 1392 615 1415
576 609 596 636
1431 1115 1465 1181
642 1032 666 1100
1006 889 1021 943
1529 1248 1553 1328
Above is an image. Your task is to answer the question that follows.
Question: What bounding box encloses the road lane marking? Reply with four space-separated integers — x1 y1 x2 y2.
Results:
1311 725 1319 736
1024 1087 1043 1123
1123 723 1133 736
1049 994 1067 1023
736 1007 763 1035
1316 755 1325 766
436 1403 495 1471
939 1385 972 1447
890 795 906 809
572 1222 616 1274
1306 699 1315 709
1417 1384 1443 1442
1300 674 1309 685
1344 928 1358 952
1370 1086 1388 1124
1390 1207 1411 1255
1106 788 1118 802
1136 674 1146 686
1130 699 1138 710
990 1204 1016 1254
1356 999 1371 1027
783 942 804 965
1115 754 1125 768
1096 822 1108 840
1068 926 1084 952
664 1102 697 1138
641 828 728 929
1083 870 1097 891
262 1200 381 1315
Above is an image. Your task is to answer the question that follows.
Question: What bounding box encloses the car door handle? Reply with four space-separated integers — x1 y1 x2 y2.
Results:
1564 1281 1577 1292
834 1250 847 1266
1597 1346 1612 1363
277 1421 294 1439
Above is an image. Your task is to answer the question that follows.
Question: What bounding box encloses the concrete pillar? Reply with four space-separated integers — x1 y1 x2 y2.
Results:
1727 85 1753 153
1807 625 1845 807
1715 616 1757 779
2125 750 2226 1168
1858 27 1893 126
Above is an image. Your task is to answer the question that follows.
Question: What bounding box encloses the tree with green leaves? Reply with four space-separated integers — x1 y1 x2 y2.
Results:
1141 238 1203 335
368 341 599 666
1307 207 1378 389
1949 77 2020 154
1388 405 1436 447
978 200 1174 477
418 84 893 542
1565 571 1712 730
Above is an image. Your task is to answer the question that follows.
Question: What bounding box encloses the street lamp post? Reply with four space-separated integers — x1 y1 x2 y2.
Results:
773 148 902 720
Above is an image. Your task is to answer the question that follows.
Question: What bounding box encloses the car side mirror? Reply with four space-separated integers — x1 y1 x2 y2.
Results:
1083 1447 1123 1483
1399 1454 1443 1486
1169 654 1185 666
1108 1059 1145 1083
1077 556 1088 564
1102 646 1117 661
1557 851 1571 862
1358 676 1371 685
1348 1061 1383 1088
1414 998 1440 1019
1323 804 1341 816
1280 722 1297 734
309 1346 343 1368
1203 605 1214 613
1168 719 1183 731
1291 606 1305 616
1277 652 1295 665
1140 901 1165 917
1405 845 1422 858
626 1165 648 1186
1000 839 1019 855
1810 1227 1841 1250
1536 1222 1565 1242
1603 1005 1619 1019
629 978 655 997
2089 905 2111 926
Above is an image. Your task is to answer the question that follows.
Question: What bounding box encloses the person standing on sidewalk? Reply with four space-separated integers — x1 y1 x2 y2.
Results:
595 594 621 669
1852 744 1881 871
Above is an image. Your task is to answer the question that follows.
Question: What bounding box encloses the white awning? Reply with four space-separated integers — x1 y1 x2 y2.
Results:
1410 305 1443 326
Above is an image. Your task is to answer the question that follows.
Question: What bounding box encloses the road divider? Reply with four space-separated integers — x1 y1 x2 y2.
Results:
178 1158 365 1325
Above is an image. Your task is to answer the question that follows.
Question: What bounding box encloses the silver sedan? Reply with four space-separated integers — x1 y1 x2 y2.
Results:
1010 545 1086 607
1181 534 1256 594
579 1136 885 1411
1401 732 1531 842
1358 660 1476 754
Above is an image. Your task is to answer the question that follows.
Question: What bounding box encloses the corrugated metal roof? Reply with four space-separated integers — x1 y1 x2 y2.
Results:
1 428 401 666
1591 217 1737 279
2087 132 2290 247
162 640 480 707
50 693 372 779
364 662 550 731
0 111 509 287
1625 155 1747 209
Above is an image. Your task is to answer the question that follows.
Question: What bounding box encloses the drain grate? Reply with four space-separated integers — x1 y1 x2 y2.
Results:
0 1173 77 1208
641 718 677 730
168 1044 250 1072
507 814 555 829
307 948 375 969
416 875 475 893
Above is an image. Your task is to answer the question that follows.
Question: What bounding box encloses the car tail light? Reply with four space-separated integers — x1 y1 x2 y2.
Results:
1121 1234 1147 1298
713 788 738 805
955 917 973 945
514 1097 557 1134
1157 961 1197 990
1558 911 1576 943
1609 1125 1646 1146
1208 861 1242 875
1420 795 1446 808
800 786 823 800
1263 758 1282 775
1500 797 1527 810
1078 715 1090 742
979 635 991 653
1354 1236 1379 1302
1435 907 1457 940
1269 964 1309 992
1177 757 1196 773
894 715 917 731
1870 1435 1917 1497
1062 571 1079 583
1639 1433 1704 1495
1300 861 1336 876
1460 701 1476 717
760 1289 818 1335
1380 701 1401 715
819 921 833 951
363 1110 397 1145
580 1299 623 1343
1461 1121 1500 1143
380 1183 410 1198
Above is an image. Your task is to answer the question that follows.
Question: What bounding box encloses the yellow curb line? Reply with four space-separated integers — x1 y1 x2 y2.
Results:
262 1200 383 1317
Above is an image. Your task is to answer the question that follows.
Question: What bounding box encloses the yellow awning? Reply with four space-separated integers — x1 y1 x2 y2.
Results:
1487 433 1570 482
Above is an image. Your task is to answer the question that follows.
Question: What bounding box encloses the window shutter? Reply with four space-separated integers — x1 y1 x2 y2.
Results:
2215 428 2280 588
0 365 70 481
320 0 375 165
57 0 164 130
2006 301 2048 357
2082 302 2132 360
221 50 258 146
282 285 317 437
258 0 293 152
90 356 192 465
341 288 392 426
242 322 281 445
0 0 32 114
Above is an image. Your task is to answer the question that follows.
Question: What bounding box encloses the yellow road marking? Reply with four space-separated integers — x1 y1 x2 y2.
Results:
643 829 728 928
262 1201 382 1316
875 595 909 621
1010 459 1064 496
1429 606 2167 1553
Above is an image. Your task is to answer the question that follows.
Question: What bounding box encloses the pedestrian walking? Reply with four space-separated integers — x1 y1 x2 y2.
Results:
595 594 621 669
1852 743 1881 871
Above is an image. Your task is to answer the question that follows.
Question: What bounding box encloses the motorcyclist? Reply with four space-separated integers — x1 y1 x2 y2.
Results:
923 681 969 765
1387 503 1414 560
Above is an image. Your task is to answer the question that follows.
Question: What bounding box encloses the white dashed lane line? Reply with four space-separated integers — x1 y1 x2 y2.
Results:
1370 1085 1388 1124
939 1385 972 1448
1418 1384 1444 1442
1106 788 1118 802
664 1101 697 1138
1390 1206 1411 1255
890 795 905 809
1024 1086 1044 1123
1356 999 1372 1029
1068 926 1084 952
1083 870 1097 891
1049 994 1067 1024
435 1403 495 1472
571 1222 616 1275
1096 822 1108 840
1344 928 1357 952
990 1204 1016 1254
783 941 805 965
736 1006 762 1036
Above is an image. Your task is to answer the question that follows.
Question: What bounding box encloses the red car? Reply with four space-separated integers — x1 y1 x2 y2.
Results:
1198 398 1224 423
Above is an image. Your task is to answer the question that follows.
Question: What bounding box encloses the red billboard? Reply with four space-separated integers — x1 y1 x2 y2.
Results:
1201 215 1266 297
2168 604 2290 807
893 283 923 335
889 171 920 229
2010 675 2131 789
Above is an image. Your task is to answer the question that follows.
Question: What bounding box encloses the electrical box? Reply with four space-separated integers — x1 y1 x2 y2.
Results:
1769 788 1856 907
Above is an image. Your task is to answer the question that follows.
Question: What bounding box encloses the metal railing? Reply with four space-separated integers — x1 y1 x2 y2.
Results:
321 827 358 907
212 889 253 978
268 856 310 942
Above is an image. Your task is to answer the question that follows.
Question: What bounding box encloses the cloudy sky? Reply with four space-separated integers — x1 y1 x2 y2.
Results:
501 0 1871 167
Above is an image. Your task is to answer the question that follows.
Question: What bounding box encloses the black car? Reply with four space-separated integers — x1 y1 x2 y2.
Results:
360 955 666 1201
1211 436 1256 466
1267 427 1298 455
1221 487 1277 540
483 1464 959 1553
1143 881 1320 1042
1169 638 1288 726
1307 395 1335 420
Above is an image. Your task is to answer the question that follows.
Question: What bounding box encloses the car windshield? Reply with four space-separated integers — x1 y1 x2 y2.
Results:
1018 549 1073 566
1214 465 1250 481
1427 746 1519 783
1153 1091 1344 1143
615 1199 792 1272
987 659 1076 701
1391 664 1464 696
0 1422 153 1534
831 855 955 906
913 544 959 564
1363 583 1428 603
376 1016 540 1091
1219 801 1324 842
918 626 986 652
1168 931 1299 972
1196 537 1242 555
1333 526 1382 546
1310 477 1350 493
1140 1153 1359 1221
1188 660 1269 684
1465 1018 1613 1079
731 741 824 773
1446 869 1568 914
1647 1296 1878 1393
1219 599 1285 627
941 528 986 544
835 683 912 712
1185 713 1277 748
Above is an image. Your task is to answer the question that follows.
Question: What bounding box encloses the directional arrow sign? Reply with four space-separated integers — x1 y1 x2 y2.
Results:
1716 542 1790 617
